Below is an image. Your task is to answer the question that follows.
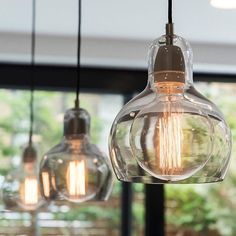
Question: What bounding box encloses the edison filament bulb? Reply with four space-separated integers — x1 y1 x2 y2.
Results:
109 23 231 183
39 107 112 203
2 145 45 211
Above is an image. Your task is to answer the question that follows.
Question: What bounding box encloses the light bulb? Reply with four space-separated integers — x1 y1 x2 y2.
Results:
2 145 45 211
39 107 113 203
20 176 39 205
109 24 231 183
210 0 236 9
67 159 86 197
130 80 214 181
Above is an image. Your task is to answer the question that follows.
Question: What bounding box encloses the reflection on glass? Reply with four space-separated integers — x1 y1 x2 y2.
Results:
41 172 50 198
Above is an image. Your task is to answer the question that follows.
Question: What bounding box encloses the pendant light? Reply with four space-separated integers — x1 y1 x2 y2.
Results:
109 0 231 184
210 0 236 9
2 0 45 210
39 0 113 203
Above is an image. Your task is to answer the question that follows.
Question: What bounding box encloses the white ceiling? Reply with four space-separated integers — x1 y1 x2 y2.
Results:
0 0 236 73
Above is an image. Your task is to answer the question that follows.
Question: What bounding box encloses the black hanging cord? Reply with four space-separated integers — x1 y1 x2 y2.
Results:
75 0 82 108
29 0 36 145
168 0 173 24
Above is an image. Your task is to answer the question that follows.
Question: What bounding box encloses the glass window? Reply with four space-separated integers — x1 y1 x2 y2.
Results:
166 82 236 236
0 89 126 236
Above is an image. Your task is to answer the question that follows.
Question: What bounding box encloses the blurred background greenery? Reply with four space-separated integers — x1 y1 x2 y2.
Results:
166 82 236 236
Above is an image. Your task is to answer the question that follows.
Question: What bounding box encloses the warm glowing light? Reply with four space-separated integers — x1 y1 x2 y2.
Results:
20 177 39 205
51 175 56 190
154 81 184 176
210 0 236 9
42 172 50 197
66 160 86 197
157 113 183 175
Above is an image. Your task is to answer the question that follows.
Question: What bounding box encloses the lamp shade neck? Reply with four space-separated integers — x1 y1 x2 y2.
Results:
153 41 186 88
63 107 90 137
22 144 37 163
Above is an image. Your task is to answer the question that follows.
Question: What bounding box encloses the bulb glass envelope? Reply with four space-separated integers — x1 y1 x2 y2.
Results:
109 33 231 184
39 108 113 203
2 145 45 211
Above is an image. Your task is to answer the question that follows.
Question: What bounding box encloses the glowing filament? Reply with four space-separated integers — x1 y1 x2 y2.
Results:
42 172 50 197
20 177 39 205
158 112 183 175
66 160 86 197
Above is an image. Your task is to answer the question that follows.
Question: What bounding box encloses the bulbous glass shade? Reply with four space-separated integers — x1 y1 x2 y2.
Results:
109 33 232 184
39 108 113 203
2 145 45 211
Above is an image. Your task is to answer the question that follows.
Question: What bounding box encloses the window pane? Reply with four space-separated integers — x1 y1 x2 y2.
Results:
166 82 236 236
0 89 124 236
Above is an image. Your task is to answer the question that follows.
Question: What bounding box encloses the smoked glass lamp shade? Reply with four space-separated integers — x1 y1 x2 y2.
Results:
2 145 45 211
109 33 231 184
39 108 113 203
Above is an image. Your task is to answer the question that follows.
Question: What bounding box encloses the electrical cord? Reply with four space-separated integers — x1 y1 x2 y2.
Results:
75 0 82 108
168 0 173 24
29 0 36 145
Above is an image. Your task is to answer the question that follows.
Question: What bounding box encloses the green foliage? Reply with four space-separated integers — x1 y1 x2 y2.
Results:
55 205 120 226
166 186 216 232
0 90 105 170
166 83 236 235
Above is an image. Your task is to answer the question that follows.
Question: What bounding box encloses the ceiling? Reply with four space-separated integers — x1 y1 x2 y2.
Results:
0 0 236 74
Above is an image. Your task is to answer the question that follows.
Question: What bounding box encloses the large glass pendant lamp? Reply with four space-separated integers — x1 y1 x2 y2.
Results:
39 0 113 203
109 0 232 184
2 0 45 210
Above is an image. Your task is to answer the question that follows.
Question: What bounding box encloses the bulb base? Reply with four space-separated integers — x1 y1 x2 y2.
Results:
22 145 37 163
154 45 186 85
63 108 90 137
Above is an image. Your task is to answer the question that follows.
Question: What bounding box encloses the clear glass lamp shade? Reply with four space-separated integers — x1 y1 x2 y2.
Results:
39 108 113 203
2 145 45 211
109 34 232 184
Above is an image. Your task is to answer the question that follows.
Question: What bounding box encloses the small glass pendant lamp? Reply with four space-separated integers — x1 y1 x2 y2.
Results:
39 0 113 203
109 0 231 184
2 0 45 211
2 145 45 211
